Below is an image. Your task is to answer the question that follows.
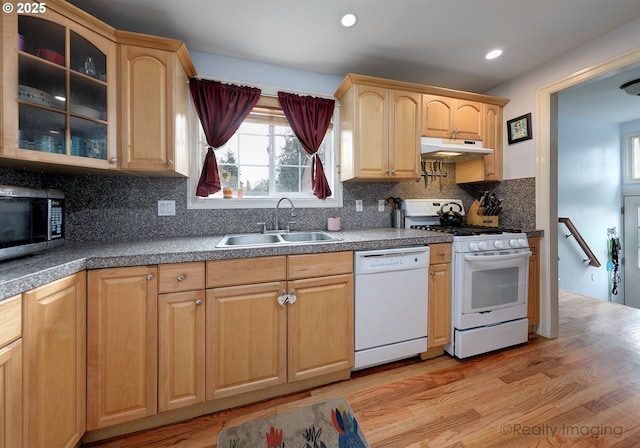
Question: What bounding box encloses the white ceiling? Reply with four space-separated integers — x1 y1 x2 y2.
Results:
67 0 640 123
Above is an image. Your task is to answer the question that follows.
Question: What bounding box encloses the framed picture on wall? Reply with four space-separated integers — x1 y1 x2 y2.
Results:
507 113 532 144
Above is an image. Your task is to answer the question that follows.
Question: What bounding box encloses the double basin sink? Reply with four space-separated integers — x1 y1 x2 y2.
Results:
216 231 341 248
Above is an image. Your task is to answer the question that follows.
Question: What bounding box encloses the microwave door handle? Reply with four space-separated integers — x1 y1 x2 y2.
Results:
464 251 532 262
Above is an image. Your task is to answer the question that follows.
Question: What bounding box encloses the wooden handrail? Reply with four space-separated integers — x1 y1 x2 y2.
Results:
558 217 601 267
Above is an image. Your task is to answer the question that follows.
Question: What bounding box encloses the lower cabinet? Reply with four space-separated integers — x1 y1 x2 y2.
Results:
23 272 86 448
85 252 354 434
426 243 452 352
528 236 541 330
0 295 22 448
158 290 206 412
205 252 354 401
87 266 158 430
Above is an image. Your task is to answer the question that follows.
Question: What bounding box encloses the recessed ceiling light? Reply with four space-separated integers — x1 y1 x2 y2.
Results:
485 49 503 60
341 13 357 28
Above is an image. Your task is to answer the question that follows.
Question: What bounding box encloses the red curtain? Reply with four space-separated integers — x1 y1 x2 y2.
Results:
277 91 335 200
189 79 261 197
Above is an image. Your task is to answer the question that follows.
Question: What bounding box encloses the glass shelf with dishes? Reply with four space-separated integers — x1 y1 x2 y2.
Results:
15 13 111 162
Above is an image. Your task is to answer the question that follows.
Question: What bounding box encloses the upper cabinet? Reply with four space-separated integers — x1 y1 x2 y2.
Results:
117 31 197 177
335 77 421 181
422 95 483 141
335 74 509 183
0 1 197 176
456 103 504 183
1 2 118 172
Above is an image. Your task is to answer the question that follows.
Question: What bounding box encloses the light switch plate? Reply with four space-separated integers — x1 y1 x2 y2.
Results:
158 200 176 216
378 199 386 212
355 199 363 212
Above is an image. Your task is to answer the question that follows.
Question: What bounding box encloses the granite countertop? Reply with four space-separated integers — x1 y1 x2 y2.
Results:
0 228 543 301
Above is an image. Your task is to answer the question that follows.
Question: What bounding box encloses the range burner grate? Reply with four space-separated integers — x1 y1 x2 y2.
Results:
411 224 522 236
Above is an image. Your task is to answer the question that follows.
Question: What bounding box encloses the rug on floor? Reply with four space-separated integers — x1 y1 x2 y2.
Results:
217 397 370 448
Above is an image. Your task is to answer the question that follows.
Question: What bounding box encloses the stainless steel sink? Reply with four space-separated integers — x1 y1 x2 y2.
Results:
216 231 340 248
279 231 338 242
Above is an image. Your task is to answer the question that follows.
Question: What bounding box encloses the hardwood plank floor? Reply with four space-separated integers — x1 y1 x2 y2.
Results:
83 291 640 448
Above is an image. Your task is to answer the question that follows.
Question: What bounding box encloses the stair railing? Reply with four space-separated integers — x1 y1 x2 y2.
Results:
558 217 601 267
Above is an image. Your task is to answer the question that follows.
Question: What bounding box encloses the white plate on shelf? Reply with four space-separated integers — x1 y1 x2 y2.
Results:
71 105 101 119
18 85 53 107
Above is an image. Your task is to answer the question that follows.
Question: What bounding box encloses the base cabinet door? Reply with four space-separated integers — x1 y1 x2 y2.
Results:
0 339 22 448
205 281 287 401
428 263 451 348
528 237 541 329
427 243 452 349
158 290 205 412
23 272 86 448
287 274 354 382
87 266 158 430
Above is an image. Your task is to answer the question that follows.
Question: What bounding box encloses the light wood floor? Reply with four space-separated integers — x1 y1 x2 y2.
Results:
84 291 640 448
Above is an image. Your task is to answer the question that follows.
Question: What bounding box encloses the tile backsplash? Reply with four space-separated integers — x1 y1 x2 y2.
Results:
0 166 535 241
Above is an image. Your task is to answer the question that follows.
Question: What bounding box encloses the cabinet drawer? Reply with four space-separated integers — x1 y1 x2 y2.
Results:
288 251 353 280
429 243 451 264
0 295 21 347
207 256 287 288
159 262 205 293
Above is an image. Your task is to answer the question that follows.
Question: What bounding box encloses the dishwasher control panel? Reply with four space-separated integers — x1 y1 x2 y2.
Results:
354 246 430 274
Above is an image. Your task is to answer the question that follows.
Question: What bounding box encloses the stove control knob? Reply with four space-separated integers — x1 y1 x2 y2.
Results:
493 240 504 249
469 242 479 251
509 239 520 247
478 241 488 251
519 238 528 247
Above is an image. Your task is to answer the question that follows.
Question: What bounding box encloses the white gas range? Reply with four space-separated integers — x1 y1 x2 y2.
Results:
403 199 532 358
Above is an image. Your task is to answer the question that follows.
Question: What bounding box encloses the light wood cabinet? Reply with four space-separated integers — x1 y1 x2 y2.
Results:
427 244 451 350
528 237 541 330
456 103 504 183
1 1 118 172
117 31 196 176
23 272 86 448
422 95 482 141
0 295 22 448
205 252 353 400
87 266 158 430
158 262 205 412
158 290 205 412
336 81 421 181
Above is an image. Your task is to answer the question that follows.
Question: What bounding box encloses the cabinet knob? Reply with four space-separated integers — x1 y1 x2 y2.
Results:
195 299 202 306
109 158 117 164
177 275 185 281
439 251 446 256
277 290 288 307
167 160 174 166
147 274 154 280
430 271 436 276
389 170 396 175
287 289 297 305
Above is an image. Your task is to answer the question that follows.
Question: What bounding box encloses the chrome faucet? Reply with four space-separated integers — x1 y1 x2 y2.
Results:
275 197 296 232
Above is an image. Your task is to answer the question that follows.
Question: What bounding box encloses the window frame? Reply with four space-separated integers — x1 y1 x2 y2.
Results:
624 132 640 185
186 88 342 210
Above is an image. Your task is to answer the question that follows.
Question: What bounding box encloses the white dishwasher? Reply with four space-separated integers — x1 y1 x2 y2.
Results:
353 246 430 370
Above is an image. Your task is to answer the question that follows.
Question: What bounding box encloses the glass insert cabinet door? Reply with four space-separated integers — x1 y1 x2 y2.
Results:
15 13 114 163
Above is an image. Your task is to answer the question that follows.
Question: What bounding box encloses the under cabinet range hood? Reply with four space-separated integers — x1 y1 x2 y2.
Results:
420 136 492 162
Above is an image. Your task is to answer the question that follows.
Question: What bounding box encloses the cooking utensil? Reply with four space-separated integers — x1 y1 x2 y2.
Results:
437 202 464 226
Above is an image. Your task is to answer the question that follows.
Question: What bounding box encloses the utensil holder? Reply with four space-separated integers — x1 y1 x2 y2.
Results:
392 209 405 228
467 200 499 227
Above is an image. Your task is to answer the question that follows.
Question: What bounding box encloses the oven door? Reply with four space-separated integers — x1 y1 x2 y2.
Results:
454 250 531 329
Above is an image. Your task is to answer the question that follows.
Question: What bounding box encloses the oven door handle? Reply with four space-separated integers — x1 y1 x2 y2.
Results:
464 251 532 262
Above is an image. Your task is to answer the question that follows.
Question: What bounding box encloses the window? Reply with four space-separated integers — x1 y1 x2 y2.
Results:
188 95 342 209
624 133 640 184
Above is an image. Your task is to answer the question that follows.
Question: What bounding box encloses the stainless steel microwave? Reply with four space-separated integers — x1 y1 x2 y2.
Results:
0 185 64 262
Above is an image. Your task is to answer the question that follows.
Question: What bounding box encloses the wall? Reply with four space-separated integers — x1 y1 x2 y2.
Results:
486 17 640 181
556 113 621 302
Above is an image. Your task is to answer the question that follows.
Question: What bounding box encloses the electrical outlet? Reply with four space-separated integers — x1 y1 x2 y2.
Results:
158 200 176 216
355 199 363 212
378 199 386 212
